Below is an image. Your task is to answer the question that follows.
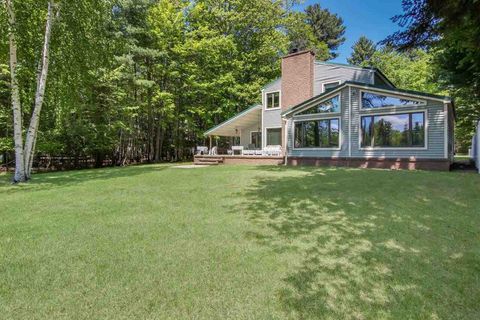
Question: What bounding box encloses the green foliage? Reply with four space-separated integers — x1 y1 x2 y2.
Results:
304 3 346 59
369 48 444 95
384 0 480 151
347 36 376 66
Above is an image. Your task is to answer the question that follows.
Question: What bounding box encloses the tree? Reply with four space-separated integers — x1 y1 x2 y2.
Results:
347 36 376 66
284 11 329 59
368 47 443 94
304 4 346 59
3 0 59 182
383 0 480 151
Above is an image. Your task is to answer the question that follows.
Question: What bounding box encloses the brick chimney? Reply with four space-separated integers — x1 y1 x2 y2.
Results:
281 50 315 111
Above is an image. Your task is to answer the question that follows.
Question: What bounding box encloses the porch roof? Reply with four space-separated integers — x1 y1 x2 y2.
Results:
205 104 262 137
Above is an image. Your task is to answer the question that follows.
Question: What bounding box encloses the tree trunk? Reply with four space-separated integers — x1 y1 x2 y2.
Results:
24 1 56 179
5 0 25 183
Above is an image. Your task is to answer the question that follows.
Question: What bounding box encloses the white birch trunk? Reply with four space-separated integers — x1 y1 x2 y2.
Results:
5 0 25 182
24 1 56 179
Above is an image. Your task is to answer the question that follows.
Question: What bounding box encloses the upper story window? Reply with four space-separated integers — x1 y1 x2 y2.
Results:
266 91 280 109
297 95 340 115
323 81 340 93
362 91 425 109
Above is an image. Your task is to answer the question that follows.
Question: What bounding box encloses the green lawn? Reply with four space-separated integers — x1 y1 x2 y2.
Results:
1 165 479 319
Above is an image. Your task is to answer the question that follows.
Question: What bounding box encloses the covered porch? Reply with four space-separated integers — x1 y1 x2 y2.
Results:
203 104 283 157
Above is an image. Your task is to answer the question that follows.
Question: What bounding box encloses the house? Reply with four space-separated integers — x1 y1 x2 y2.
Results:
202 50 455 170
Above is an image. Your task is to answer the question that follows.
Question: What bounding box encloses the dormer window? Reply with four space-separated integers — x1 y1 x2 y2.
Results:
323 81 340 93
266 91 280 109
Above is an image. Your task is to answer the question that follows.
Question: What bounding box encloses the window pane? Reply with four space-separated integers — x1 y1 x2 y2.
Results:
319 120 329 146
373 114 410 147
294 123 303 148
266 128 281 145
361 112 425 148
361 116 373 147
294 119 339 148
266 92 280 109
362 92 424 109
411 113 425 146
324 82 340 93
329 119 339 147
298 95 340 114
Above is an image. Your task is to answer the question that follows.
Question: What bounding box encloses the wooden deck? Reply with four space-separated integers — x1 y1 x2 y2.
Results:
194 155 284 166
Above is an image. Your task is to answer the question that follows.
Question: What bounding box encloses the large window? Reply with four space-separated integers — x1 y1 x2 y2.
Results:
361 112 425 148
297 95 340 115
250 131 261 148
266 128 282 146
266 92 280 109
294 119 340 148
362 91 425 109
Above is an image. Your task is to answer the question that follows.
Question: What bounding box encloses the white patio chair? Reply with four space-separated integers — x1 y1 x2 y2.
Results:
196 146 209 155
265 145 282 156
209 146 218 155
231 146 244 155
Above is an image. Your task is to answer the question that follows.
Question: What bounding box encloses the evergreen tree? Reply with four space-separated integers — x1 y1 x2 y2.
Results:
347 36 376 66
304 4 346 59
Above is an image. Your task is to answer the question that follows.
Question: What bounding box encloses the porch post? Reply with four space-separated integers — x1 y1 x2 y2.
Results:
209 135 212 149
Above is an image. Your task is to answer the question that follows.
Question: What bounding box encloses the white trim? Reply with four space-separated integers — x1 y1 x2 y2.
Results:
358 109 429 150
292 92 342 116
261 91 265 148
265 90 281 111
444 103 448 159
264 126 282 146
359 89 427 110
348 86 352 157
292 117 342 151
321 81 341 93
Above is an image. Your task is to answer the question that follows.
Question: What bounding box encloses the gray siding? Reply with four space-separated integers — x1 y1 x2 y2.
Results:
286 85 449 159
313 63 374 95
288 87 350 157
262 78 282 147
350 87 446 159
240 123 261 148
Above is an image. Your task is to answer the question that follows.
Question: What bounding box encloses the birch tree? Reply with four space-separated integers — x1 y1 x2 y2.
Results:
3 0 58 182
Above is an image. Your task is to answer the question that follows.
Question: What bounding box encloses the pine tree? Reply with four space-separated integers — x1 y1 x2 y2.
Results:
304 4 346 59
347 36 376 66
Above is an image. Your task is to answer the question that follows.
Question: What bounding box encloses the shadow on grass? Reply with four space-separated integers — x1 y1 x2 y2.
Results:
236 166 475 319
0 164 169 192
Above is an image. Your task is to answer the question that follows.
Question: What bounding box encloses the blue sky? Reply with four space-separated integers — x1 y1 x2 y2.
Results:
294 0 404 63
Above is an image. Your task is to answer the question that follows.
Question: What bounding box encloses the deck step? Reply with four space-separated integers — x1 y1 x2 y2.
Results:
194 157 224 165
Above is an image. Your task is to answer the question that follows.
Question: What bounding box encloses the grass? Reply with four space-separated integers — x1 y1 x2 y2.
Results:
1 164 479 319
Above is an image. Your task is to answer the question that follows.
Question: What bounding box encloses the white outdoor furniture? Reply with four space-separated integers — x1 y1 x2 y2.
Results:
209 146 218 155
196 146 209 155
231 146 244 155
264 145 282 156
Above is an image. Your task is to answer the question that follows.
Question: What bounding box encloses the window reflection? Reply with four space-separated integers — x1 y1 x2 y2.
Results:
294 119 339 148
298 95 340 114
361 112 425 148
362 92 424 109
